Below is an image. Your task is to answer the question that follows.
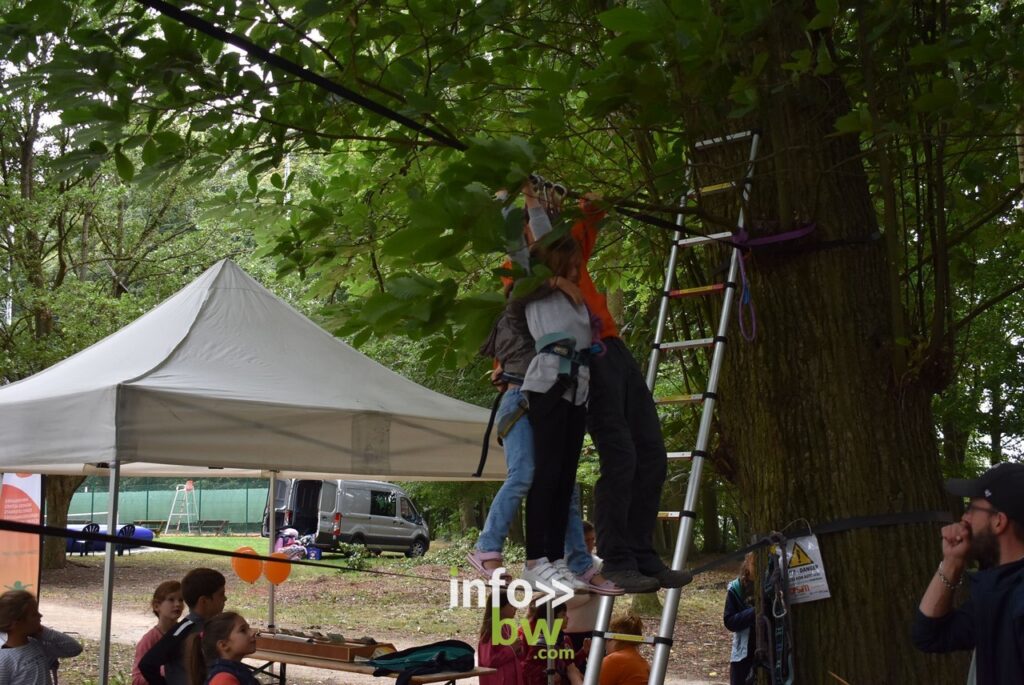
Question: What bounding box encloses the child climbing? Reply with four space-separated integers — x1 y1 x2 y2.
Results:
472 180 621 596
503 182 692 594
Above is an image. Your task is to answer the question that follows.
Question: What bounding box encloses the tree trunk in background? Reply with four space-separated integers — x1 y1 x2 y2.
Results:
509 503 525 545
42 476 85 569
987 382 1004 464
700 482 721 554
459 496 475 532
940 414 969 468
676 4 953 682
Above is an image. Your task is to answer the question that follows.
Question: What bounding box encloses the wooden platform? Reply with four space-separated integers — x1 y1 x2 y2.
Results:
249 648 494 684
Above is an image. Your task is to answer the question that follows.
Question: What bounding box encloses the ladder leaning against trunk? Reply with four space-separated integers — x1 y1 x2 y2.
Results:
582 129 761 685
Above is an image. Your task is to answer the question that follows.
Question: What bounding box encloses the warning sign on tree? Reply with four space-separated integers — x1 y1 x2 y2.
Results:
780 534 830 604
788 542 814 568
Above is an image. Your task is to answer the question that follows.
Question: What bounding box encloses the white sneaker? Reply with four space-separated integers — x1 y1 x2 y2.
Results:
522 558 563 590
551 559 589 592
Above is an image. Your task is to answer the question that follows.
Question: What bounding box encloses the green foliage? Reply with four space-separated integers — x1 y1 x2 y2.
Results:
406 529 525 569
3 0 1023 530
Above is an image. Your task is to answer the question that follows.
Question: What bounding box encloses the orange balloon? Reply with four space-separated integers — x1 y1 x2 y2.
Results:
264 552 292 585
232 546 262 584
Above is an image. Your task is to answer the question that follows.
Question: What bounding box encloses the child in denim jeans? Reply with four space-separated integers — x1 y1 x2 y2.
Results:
471 181 620 596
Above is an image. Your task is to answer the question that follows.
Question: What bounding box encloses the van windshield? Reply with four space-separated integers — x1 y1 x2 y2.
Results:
400 498 419 523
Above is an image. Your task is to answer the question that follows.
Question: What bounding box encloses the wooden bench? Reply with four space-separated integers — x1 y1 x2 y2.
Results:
133 520 166 536
198 519 230 535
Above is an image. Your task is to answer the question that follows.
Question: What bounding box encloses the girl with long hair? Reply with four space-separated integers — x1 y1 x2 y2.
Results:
724 553 757 685
185 612 258 685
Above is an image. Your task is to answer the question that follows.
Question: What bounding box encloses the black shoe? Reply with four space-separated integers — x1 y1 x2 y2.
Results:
601 569 660 593
646 568 693 589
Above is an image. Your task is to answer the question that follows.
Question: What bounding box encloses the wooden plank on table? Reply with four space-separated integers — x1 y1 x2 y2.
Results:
249 649 495 683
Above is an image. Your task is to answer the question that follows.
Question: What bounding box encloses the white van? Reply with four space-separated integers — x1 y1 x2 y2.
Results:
263 479 430 557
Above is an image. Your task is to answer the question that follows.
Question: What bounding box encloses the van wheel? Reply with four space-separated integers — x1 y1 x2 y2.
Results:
406 538 428 558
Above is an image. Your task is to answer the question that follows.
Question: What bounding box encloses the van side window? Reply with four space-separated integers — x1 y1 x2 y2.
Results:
370 490 396 517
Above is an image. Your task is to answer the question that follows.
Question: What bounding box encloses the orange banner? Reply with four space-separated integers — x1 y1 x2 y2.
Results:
0 473 43 596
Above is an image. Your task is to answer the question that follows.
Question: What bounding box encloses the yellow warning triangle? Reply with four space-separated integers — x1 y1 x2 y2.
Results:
789 542 814 568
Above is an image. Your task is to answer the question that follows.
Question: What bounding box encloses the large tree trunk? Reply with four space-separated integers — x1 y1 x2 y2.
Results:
42 475 85 570
675 5 953 683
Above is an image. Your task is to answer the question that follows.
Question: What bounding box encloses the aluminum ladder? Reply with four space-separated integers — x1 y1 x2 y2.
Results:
582 130 761 685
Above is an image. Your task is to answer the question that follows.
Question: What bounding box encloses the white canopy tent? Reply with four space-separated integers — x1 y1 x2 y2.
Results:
0 259 503 683
0 258 502 480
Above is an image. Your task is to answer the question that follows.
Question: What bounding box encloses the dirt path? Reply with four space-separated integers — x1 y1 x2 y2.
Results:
41 600 720 685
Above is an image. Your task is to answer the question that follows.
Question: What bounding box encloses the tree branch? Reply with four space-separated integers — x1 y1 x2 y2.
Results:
951 281 1024 337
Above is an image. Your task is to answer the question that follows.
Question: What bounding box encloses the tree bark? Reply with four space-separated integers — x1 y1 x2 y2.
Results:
459 496 475 532
700 482 722 554
42 476 85 570
675 4 952 682
987 382 1005 465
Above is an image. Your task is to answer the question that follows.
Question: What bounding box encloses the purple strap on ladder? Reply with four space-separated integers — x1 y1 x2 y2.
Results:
734 222 817 248
738 254 756 341
732 223 817 342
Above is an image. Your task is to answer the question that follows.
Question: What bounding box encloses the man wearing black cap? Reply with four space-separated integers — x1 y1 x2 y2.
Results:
912 462 1024 684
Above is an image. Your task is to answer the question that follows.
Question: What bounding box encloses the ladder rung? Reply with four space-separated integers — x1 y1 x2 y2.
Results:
666 451 693 460
694 130 756 150
676 231 734 248
658 338 714 352
602 632 656 645
667 283 725 299
655 394 703 405
697 181 735 196
658 511 681 520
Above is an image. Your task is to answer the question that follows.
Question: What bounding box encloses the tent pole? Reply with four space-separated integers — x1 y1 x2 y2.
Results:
267 470 277 631
98 458 120 685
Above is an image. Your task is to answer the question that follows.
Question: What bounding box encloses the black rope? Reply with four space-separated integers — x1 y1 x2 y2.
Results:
614 206 743 248
687 509 953 577
0 519 453 584
473 390 504 477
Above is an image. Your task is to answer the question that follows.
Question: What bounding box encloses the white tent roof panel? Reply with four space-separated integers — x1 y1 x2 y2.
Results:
0 260 503 480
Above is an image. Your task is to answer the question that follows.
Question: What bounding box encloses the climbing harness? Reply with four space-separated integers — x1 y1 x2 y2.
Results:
759 536 795 685
496 395 529 442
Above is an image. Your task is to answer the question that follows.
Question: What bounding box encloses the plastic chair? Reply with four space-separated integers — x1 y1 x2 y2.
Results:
76 522 100 556
115 523 136 556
